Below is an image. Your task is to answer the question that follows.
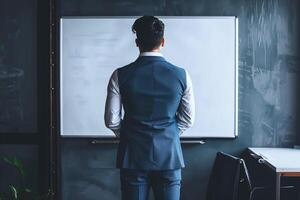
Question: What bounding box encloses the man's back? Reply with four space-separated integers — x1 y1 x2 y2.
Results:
104 15 195 200
116 55 187 169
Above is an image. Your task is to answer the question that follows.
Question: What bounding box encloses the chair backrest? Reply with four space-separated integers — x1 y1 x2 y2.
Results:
240 158 253 189
206 152 242 200
238 158 253 200
241 150 273 187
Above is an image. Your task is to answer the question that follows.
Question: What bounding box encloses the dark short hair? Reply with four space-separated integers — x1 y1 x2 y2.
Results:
132 16 164 51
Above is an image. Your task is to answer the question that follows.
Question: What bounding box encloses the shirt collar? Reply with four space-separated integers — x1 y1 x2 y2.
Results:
139 51 164 57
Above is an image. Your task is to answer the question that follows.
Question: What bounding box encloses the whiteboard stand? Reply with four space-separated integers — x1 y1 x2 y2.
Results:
90 139 206 144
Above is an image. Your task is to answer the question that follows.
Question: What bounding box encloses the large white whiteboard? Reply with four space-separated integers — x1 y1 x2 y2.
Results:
60 16 238 138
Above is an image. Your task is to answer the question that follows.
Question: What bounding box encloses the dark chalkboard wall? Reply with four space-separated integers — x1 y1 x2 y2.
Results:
0 0 50 198
59 0 300 199
0 0 37 132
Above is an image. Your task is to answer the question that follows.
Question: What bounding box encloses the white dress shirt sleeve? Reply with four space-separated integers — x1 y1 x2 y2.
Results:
104 69 122 137
176 70 195 135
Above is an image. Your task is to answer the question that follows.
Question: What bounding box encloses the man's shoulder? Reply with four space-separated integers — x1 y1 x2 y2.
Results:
162 60 187 80
115 61 136 74
163 60 185 72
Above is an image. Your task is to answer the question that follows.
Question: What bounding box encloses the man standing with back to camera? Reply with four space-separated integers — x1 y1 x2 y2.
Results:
105 15 195 200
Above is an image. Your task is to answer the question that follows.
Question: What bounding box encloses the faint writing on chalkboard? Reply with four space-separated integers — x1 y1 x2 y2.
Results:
0 65 24 131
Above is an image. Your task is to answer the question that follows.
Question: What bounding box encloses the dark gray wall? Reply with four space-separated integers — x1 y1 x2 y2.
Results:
59 0 300 199
0 0 40 197
0 0 50 198
0 0 37 132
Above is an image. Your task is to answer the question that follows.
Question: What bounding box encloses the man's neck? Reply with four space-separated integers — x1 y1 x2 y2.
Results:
140 48 160 53
139 51 163 57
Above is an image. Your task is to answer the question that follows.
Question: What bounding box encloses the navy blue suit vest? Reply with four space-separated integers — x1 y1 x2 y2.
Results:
116 56 187 170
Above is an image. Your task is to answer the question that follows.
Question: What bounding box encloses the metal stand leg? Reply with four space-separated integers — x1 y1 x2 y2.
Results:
276 173 281 200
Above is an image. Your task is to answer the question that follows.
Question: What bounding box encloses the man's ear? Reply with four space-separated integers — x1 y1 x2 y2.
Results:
161 38 165 47
135 38 139 47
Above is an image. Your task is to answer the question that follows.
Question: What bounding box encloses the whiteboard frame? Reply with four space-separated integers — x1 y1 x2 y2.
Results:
59 16 239 139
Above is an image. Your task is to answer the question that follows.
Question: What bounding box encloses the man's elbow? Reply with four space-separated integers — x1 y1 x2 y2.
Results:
186 114 195 129
104 116 110 129
105 121 117 130
105 118 121 130
178 119 194 134
104 120 111 129
186 120 194 129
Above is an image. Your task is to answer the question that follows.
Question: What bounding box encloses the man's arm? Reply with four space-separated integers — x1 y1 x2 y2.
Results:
176 70 195 135
104 69 122 137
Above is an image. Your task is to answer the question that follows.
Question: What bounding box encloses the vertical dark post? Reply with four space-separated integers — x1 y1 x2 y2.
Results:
49 0 59 199
37 0 51 198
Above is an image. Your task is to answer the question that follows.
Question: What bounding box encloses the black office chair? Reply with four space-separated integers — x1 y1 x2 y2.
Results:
240 151 296 200
206 152 241 200
238 158 277 200
206 152 295 200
